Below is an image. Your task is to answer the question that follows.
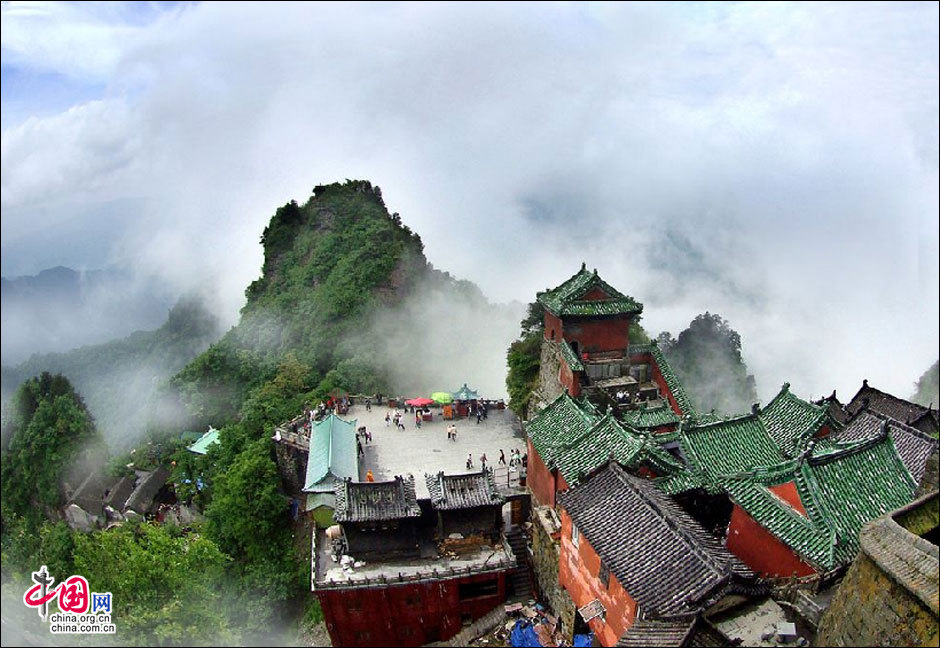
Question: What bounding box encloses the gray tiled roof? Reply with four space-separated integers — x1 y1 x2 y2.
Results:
425 469 505 510
836 410 938 484
333 475 421 522
845 381 939 432
558 462 753 617
617 618 696 647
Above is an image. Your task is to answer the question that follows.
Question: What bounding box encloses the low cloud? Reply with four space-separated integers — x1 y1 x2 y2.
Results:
0 1 936 403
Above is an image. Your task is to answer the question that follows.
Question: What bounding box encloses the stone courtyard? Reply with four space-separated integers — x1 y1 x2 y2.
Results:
349 402 527 499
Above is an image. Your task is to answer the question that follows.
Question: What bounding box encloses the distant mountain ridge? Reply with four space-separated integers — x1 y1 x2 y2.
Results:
1 265 177 364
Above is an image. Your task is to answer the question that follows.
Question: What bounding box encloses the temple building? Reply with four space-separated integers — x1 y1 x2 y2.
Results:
557 462 760 647
313 472 525 647
843 379 939 437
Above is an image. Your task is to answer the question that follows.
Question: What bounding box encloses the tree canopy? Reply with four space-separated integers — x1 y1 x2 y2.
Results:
659 312 758 416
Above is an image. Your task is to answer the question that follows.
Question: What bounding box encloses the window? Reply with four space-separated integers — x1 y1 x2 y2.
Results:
598 560 610 589
458 578 499 600
572 524 580 548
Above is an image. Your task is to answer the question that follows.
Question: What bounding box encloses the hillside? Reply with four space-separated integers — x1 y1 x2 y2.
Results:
173 179 521 424
1 295 222 447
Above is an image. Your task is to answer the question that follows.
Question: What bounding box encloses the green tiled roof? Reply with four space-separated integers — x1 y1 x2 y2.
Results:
555 339 584 371
722 476 839 569
681 413 787 478
303 414 359 494
452 383 479 400
799 434 916 562
622 401 681 430
537 264 643 317
761 383 829 457
553 414 646 486
679 384 836 483
649 344 696 416
722 431 917 571
187 427 220 455
527 392 599 467
653 469 708 495
527 394 684 487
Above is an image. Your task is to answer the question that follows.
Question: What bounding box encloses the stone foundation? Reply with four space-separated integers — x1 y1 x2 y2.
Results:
816 494 939 647
536 342 565 409
530 505 576 642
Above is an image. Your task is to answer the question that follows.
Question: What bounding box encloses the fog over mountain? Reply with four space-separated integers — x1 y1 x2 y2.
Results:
2 2 937 403
1 265 176 364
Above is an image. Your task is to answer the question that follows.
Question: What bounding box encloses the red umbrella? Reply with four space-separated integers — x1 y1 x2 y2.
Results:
405 397 435 407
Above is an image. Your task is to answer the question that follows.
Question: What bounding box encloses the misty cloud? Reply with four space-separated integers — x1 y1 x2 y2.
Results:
1 1 937 404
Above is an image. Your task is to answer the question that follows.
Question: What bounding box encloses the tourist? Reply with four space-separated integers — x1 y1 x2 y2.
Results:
480 453 488 469
466 453 473 470
366 470 374 482
385 412 391 427
357 439 364 457
499 449 506 465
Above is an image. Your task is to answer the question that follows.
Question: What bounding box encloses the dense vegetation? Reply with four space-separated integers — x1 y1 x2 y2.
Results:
911 359 939 409
173 180 427 424
1 295 222 448
657 312 758 415
1 373 103 526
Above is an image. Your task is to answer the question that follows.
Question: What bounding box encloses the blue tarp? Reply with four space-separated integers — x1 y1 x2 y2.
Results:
573 633 594 647
510 620 542 647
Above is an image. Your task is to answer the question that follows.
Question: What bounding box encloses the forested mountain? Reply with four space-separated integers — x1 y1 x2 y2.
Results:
911 359 939 408
174 179 520 425
657 312 758 416
1 295 222 447
1 180 521 645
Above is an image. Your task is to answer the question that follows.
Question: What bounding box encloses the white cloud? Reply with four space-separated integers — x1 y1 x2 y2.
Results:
1 1 937 402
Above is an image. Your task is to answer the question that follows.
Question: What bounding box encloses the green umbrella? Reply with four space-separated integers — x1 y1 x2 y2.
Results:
431 392 453 404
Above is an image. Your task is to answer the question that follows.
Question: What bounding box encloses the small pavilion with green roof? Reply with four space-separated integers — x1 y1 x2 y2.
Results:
187 427 220 455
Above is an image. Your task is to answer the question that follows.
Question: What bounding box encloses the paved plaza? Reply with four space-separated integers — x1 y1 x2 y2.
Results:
348 403 527 499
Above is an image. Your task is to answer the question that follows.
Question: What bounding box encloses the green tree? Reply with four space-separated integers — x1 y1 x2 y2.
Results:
662 312 758 415
911 360 939 409
204 440 289 564
73 522 232 645
1 373 102 525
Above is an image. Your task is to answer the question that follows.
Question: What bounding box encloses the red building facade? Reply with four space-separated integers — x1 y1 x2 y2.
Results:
558 508 637 646
317 570 509 646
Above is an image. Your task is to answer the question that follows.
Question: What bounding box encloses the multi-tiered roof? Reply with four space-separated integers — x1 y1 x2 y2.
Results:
537 263 643 317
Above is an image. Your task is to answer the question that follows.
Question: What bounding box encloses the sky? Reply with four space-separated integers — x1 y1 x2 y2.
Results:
2 1 938 404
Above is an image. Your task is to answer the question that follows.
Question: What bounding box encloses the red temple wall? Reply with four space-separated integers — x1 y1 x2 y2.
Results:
726 505 816 578
562 317 632 355
527 437 557 508
768 481 807 515
558 508 638 647
544 311 564 341
318 571 508 647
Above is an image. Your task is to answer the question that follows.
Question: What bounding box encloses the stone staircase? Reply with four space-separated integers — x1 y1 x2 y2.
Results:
506 525 533 599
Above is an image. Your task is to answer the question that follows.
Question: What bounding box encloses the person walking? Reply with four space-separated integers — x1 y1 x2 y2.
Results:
499 449 506 465
466 453 473 470
385 412 391 427
480 453 488 470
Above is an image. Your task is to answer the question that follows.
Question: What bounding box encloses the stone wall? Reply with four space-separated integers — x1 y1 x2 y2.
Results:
536 342 565 408
816 494 939 647
530 505 576 642
274 442 307 495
